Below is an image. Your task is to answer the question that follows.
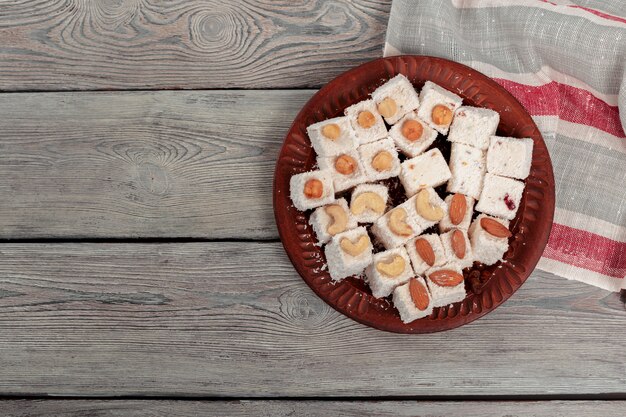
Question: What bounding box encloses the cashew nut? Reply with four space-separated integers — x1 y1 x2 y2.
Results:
388 208 413 237
340 235 370 257
324 204 348 236
351 192 385 216
376 255 406 277
415 189 444 221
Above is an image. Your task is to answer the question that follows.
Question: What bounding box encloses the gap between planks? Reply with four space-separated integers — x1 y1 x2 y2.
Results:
2 399 626 417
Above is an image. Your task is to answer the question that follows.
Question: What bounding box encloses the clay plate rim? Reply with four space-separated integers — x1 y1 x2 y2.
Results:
273 55 555 333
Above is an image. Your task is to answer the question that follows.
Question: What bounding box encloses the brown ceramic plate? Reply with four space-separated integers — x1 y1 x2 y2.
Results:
273 56 555 333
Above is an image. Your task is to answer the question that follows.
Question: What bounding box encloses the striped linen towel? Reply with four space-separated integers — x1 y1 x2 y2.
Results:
384 0 626 292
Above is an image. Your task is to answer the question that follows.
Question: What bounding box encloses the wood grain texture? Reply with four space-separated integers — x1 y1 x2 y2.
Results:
3 400 626 417
0 90 315 239
0 242 624 396
0 0 390 91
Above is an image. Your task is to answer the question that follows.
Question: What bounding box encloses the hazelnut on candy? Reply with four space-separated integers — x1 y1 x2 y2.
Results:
389 112 438 158
304 179 323 199
306 117 357 157
334 154 357 175
357 111 376 128
431 104 453 126
289 170 335 211
371 74 421 125
321 123 341 140
401 119 423 141
317 150 367 192
371 151 394 172
377 97 398 119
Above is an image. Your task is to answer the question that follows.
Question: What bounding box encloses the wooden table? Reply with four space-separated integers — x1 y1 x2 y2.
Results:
1 1 624 415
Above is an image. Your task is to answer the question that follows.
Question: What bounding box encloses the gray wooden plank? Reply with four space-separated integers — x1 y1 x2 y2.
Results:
0 0 390 91
0 242 624 397
0 90 315 239
3 400 626 417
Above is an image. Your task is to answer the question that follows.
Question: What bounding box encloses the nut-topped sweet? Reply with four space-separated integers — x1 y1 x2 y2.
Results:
306 116 357 157
324 227 373 281
412 187 448 232
350 183 389 223
365 247 414 298
439 194 474 233
389 112 438 158
309 198 358 244
344 99 388 144
318 150 367 192
468 214 511 265
425 263 466 308
405 234 447 275
358 138 402 182
289 170 335 211
371 199 421 249
371 74 421 124
440 228 473 269
417 81 463 134
393 277 434 323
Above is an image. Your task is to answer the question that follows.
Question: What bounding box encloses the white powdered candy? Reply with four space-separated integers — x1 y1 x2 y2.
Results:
417 81 463 134
371 199 421 249
358 137 402 182
439 194 474 233
425 263 466 308
447 143 487 200
440 229 474 269
475 173 525 220
349 183 389 223
393 277 434 323
486 136 534 180
389 111 438 157
371 74 421 125
309 198 358 244
399 148 452 197
365 247 414 298
289 170 335 211
317 150 367 192
344 99 388 145
468 214 510 266
405 233 447 276
324 227 373 281
306 116 358 157
448 106 500 150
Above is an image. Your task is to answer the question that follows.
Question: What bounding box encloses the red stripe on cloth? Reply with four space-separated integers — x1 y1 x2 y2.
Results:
543 223 626 278
494 78 626 138
568 5 626 24
538 0 626 24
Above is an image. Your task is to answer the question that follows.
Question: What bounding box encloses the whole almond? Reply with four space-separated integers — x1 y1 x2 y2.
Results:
449 193 466 225
414 238 435 266
481 217 512 238
451 229 466 259
429 269 464 287
409 278 430 311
